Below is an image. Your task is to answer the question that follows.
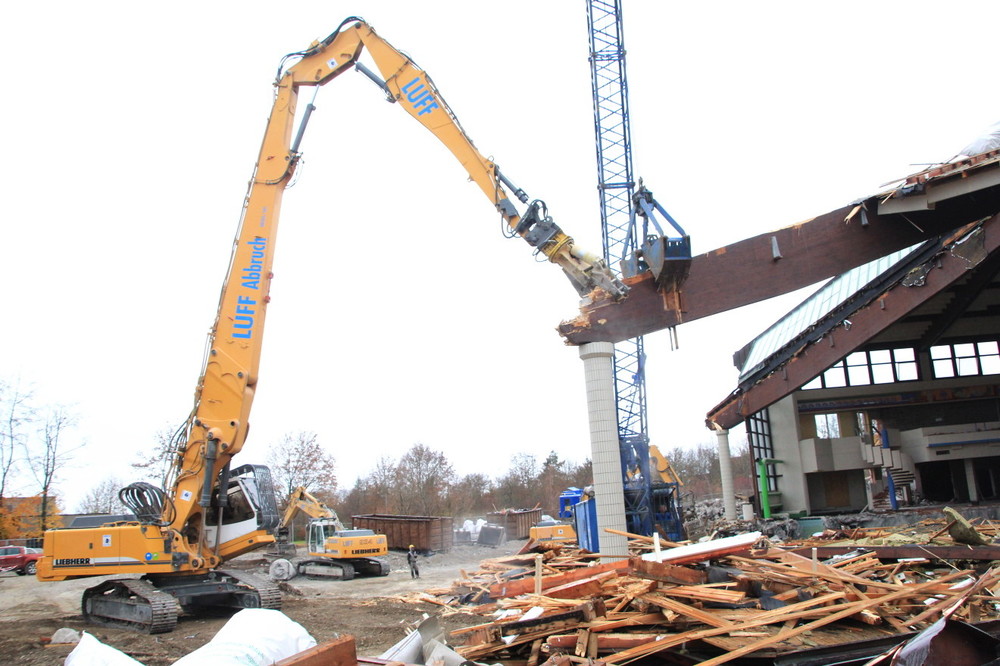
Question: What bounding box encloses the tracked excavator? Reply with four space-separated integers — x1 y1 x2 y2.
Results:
35 18 623 633
268 487 389 581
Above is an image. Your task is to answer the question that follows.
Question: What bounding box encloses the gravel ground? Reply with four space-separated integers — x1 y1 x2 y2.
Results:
0 539 527 665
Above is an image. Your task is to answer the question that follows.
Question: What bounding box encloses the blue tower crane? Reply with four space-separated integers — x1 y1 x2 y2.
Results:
584 0 689 542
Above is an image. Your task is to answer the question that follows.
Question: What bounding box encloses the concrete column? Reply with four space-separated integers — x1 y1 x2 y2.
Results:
579 342 629 557
965 458 980 503
714 428 738 521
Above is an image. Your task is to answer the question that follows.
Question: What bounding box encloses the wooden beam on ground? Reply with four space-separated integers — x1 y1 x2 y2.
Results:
601 570 970 665
544 570 619 599
629 558 707 585
785 544 1000 562
489 559 629 599
276 635 357 666
548 632 667 650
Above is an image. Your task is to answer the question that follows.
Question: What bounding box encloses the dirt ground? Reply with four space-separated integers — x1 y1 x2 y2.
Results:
0 540 525 665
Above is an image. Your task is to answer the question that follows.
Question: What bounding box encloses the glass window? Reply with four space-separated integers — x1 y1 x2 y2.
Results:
824 365 847 388
933 358 956 378
814 414 841 438
871 363 895 383
930 345 951 359
802 347 919 389
801 376 822 390
930 340 1000 379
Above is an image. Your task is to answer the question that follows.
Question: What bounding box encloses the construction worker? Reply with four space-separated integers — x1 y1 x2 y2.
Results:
407 545 419 578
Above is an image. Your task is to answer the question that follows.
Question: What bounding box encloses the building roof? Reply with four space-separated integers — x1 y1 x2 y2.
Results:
707 148 1000 430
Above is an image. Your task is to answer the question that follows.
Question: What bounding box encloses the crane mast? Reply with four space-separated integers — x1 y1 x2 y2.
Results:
585 1 687 539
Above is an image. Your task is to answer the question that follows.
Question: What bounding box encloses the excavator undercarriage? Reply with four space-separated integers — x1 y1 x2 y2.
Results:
81 569 281 634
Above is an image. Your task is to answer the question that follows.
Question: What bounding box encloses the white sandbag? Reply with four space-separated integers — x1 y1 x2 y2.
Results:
64 631 146 666
173 608 316 666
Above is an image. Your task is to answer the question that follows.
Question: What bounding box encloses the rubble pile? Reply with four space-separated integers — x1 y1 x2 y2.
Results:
399 509 1000 665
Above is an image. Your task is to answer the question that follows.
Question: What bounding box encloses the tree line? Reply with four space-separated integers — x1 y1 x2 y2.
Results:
1 380 756 541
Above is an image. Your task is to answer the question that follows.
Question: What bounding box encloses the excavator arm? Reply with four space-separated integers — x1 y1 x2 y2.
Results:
294 18 627 302
40 18 620 605
166 16 627 569
279 487 343 530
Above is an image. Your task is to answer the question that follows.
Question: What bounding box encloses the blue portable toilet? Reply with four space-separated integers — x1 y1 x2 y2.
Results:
558 487 583 520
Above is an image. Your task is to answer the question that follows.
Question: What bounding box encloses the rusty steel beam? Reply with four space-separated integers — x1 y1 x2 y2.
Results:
558 201 975 346
706 214 1000 430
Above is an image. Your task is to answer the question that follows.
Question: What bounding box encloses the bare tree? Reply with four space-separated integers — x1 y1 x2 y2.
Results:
394 443 454 516
537 451 574 515
27 405 78 531
494 452 538 509
367 456 399 514
77 477 129 514
131 422 184 489
567 458 593 491
0 378 33 503
447 472 495 518
266 431 338 501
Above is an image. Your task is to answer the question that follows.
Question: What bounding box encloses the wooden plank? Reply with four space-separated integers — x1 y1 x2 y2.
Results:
527 639 543 666
658 585 746 605
585 612 666 632
785 544 1000 561
641 532 761 565
275 635 357 666
605 528 684 548
544 570 619 599
638 593 734 628
629 558 707 585
488 558 629 598
602 570 970 665
548 632 667 650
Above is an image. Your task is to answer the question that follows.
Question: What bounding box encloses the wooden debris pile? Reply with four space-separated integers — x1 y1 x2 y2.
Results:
418 523 1000 665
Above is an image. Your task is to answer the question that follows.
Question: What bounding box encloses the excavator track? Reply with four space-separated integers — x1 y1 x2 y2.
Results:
82 578 179 634
217 568 282 609
298 558 354 580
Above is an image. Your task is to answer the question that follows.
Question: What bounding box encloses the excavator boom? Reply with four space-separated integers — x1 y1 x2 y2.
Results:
39 18 601 632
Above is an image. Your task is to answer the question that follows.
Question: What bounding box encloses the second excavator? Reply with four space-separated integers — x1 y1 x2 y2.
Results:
268 487 389 581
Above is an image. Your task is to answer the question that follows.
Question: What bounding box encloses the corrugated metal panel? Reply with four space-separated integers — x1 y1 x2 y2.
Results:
487 508 542 540
352 514 453 552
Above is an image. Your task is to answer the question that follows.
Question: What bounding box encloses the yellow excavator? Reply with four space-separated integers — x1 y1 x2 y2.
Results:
36 17 622 634
268 487 388 581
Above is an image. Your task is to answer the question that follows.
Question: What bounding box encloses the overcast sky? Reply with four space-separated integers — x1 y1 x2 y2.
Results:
3 1 1000 508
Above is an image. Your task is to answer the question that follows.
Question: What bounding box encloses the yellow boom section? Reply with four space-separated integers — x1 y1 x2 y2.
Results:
42 18 625 584
168 18 625 571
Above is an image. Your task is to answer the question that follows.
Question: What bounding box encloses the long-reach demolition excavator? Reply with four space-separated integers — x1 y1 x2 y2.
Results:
268 487 389 581
35 18 624 633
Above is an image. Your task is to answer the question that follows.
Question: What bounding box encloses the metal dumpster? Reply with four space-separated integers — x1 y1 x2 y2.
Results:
486 508 542 540
352 514 453 552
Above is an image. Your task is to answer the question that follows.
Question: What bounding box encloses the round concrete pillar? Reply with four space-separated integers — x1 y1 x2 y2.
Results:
579 342 628 557
715 428 738 521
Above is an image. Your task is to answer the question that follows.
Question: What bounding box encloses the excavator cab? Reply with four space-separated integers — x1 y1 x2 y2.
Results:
204 465 281 549
307 519 385 559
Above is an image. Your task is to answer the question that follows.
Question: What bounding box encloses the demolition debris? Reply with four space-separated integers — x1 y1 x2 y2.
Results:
386 508 1000 665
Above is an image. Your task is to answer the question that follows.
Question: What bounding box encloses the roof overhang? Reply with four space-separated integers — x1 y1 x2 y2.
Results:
705 213 1000 430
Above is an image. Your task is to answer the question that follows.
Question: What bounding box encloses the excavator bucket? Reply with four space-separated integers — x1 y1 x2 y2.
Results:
643 235 692 292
